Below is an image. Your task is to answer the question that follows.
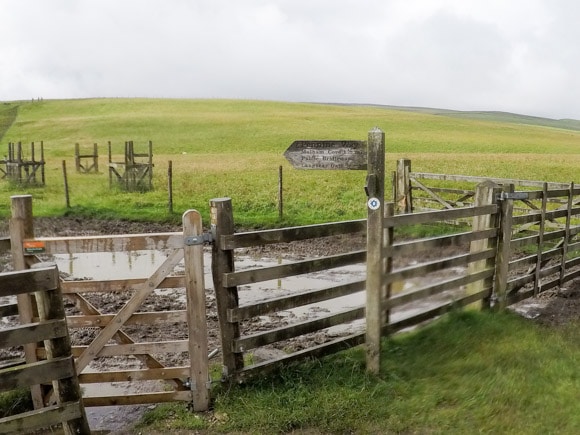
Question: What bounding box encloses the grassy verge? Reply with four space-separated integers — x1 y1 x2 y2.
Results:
2 99 580 227
136 310 580 434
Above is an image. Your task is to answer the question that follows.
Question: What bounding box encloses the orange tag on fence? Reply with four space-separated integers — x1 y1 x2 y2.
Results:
23 240 46 254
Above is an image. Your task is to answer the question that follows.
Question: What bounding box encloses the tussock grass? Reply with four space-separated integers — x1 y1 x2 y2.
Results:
2 98 580 227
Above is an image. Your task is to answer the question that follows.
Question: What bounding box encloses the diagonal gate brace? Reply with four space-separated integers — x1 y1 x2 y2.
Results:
75 248 185 373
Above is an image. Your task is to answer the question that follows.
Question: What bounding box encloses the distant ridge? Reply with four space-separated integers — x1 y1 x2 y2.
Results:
332 103 580 132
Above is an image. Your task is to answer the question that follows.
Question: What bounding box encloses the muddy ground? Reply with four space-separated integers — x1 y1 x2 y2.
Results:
1 217 580 433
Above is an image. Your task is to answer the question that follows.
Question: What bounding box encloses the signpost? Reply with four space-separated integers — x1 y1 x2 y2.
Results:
283 140 367 170
284 129 386 374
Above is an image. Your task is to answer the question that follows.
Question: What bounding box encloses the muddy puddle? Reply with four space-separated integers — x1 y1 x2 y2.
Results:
49 249 468 433
53 250 466 337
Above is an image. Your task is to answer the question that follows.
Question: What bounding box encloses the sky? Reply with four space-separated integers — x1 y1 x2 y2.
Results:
2 0 580 119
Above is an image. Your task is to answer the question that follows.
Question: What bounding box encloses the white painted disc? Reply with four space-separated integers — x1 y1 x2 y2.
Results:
367 197 381 210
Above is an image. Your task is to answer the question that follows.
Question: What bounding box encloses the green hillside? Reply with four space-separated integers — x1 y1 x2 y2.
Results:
1 98 580 226
367 104 580 131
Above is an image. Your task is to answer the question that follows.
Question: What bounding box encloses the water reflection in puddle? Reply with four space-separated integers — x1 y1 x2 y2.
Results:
52 251 368 334
52 251 467 337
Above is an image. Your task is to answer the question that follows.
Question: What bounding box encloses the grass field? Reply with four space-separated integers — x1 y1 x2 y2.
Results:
2 98 580 227
139 311 580 434
3 99 580 433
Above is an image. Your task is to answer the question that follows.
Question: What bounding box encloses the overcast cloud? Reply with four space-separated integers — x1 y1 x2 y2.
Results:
2 0 580 119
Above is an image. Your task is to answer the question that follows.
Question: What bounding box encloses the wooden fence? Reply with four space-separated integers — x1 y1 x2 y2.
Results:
5 174 580 394
108 140 153 191
211 177 580 380
210 198 368 381
0 266 90 435
394 158 571 215
75 143 99 173
7 195 210 412
210 192 500 381
3 142 45 186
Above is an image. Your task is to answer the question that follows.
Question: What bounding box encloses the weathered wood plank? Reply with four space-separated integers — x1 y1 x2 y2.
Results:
211 197 244 377
66 311 187 328
509 253 542 271
61 275 185 293
0 319 68 348
221 219 366 250
387 269 494 309
390 228 497 257
234 306 365 352
183 208 210 412
409 172 569 188
228 279 366 322
0 266 58 298
224 250 366 287
385 249 496 285
82 390 191 407
560 183 574 286
234 332 366 382
421 186 475 196
509 228 567 250
385 204 498 227
0 401 83 435
25 232 183 254
511 207 576 226
0 356 74 392
365 127 385 377
72 340 189 357
79 366 190 383
384 289 492 335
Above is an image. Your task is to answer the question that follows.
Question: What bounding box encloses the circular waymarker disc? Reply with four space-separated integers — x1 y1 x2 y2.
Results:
367 197 381 210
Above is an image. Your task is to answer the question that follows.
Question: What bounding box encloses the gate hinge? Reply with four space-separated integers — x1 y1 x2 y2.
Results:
184 232 213 246
497 192 529 201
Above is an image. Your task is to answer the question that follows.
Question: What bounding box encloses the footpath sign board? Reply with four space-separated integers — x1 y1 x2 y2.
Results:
284 140 367 170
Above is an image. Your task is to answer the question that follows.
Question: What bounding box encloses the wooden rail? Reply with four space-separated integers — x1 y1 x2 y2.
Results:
0 266 90 435
211 191 501 382
7 195 210 412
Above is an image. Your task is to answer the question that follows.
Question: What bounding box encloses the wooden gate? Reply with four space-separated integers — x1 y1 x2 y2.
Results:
9 195 210 412
0 266 90 435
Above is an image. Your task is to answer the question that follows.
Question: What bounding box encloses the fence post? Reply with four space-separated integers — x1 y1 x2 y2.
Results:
9 194 43 408
210 198 244 378
62 160 70 208
560 182 574 287
396 158 412 214
365 127 385 375
34 264 91 434
278 165 283 220
168 160 173 214
93 142 99 173
467 180 501 310
108 141 113 188
533 182 548 297
383 202 394 326
494 183 514 310
74 143 80 172
183 210 210 411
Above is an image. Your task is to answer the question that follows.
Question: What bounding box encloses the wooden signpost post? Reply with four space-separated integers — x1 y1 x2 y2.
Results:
284 129 386 374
